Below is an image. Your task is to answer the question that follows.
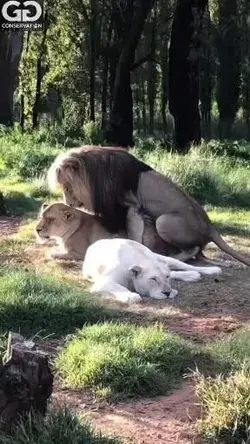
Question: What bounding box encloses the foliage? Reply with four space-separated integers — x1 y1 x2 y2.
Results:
83 121 103 145
0 409 120 444
56 322 195 400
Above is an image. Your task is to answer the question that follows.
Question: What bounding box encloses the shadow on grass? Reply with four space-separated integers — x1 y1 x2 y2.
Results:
214 221 250 239
0 268 124 337
4 191 42 216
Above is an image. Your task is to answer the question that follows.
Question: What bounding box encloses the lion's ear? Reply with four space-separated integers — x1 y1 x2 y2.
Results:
62 209 75 221
128 265 142 278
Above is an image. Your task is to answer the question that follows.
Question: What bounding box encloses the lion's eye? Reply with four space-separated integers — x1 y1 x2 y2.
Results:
47 217 55 223
150 277 157 283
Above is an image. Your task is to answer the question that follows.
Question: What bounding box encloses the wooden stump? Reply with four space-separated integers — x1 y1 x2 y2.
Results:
0 332 54 432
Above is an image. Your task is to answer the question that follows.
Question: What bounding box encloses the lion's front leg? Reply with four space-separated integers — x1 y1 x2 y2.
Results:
90 277 142 303
47 247 81 261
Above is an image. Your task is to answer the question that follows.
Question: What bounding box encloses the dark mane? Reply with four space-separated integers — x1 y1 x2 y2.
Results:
72 146 151 232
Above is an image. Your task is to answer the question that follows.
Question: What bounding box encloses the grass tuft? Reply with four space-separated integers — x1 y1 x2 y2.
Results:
56 322 195 400
205 328 250 373
0 409 120 444
196 369 250 442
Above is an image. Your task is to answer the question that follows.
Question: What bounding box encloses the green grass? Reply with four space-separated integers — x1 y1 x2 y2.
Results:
205 328 250 372
0 409 120 444
56 322 195 400
0 177 59 216
196 329 250 442
0 269 119 336
206 207 250 237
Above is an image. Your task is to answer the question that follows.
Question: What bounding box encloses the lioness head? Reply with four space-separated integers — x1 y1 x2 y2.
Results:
35 202 82 243
128 263 176 299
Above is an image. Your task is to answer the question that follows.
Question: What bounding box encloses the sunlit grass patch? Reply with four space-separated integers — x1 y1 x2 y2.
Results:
56 322 195 400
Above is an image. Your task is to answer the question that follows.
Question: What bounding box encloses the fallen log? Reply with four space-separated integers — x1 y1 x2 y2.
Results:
0 332 53 432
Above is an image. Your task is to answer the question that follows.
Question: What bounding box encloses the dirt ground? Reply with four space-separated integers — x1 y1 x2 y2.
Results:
1 216 250 443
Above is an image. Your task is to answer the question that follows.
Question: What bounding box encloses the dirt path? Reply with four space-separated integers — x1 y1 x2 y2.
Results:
53 383 200 444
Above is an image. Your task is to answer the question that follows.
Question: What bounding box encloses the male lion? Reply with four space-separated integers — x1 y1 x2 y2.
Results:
83 238 222 303
47 146 250 266
35 202 121 260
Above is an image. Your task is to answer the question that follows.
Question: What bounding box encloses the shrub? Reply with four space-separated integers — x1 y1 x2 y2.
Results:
18 153 56 178
83 121 103 145
56 322 194 400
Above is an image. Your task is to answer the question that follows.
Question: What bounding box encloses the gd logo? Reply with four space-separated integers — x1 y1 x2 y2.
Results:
2 0 42 22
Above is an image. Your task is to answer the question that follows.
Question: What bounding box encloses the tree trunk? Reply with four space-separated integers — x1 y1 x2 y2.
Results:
0 32 23 126
169 0 208 152
89 6 97 122
0 332 53 432
147 9 157 135
216 0 240 140
105 0 154 147
200 6 212 140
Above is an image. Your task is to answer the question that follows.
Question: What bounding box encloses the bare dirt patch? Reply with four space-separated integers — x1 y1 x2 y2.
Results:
0 216 22 237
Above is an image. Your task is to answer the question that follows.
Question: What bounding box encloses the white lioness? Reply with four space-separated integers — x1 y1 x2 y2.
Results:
35 202 123 260
83 238 222 303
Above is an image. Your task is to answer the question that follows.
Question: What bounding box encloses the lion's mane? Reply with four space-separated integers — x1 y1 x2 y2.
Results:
48 146 151 232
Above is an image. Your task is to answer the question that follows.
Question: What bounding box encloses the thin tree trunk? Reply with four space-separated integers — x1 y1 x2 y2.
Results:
160 41 168 136
19 31 30 131
169 0 208 152
141 67 147 133
101 23 112 129
89 5 97 122
200 7 212 140
147 9 157 135
32 13 48 129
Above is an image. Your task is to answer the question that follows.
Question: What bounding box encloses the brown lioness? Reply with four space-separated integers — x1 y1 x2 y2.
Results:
35 202 123 260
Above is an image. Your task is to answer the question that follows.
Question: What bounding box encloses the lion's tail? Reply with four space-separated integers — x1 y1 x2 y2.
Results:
209 227 250 266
